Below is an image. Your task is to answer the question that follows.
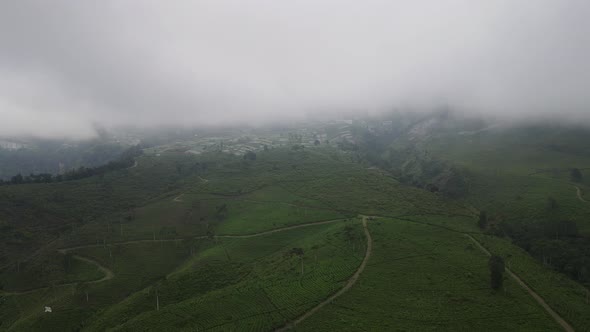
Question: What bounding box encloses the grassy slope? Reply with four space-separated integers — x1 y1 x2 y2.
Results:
7 241 197 331
0 152 202 277
89 222 363 331
1 146 585 331
298 218 561 331
474 234 590 331
427 127 590 232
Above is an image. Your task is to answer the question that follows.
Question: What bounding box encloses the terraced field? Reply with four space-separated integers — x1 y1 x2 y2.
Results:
89 221 365 331
297 218 565 331
2 146 589 331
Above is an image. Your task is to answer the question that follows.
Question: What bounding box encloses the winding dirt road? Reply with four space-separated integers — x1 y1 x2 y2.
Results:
1 218 350 296
127 160 138 169
465 234 574 332
0 253 114 296
67 254 114 283
216 218 347 239
276 216 373 331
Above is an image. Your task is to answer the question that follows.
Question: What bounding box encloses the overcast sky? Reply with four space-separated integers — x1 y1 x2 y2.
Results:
1 1 589 138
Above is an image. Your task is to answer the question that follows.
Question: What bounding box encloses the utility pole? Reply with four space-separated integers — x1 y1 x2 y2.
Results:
156 289 160 311
301 257 304 276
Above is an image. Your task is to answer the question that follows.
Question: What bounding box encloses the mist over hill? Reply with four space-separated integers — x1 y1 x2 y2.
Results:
2 2 590 331
1 1 590 138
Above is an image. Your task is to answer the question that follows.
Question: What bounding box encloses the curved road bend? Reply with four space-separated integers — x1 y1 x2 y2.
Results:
276 216 373 331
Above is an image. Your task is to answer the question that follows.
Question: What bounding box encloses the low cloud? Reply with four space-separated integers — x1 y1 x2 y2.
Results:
1 1 589 137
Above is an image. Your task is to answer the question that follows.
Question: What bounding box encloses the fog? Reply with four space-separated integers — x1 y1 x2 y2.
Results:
1 1 589 138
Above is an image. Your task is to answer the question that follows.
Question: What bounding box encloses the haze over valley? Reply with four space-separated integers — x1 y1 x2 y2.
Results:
1 2 590 331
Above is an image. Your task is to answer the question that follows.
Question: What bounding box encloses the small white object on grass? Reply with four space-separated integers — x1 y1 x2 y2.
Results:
44 306 52 313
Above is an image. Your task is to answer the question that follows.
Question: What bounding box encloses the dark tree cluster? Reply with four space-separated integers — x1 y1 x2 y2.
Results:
0 145 143 186
495 218 590 284
489 255 505 290
243 151 257 161
289 248 304 257
215 203 228 220
342 126 469 198
478 211 488 229
571 168 583 183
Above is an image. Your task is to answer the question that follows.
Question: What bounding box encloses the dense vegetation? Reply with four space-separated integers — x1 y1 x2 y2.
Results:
1 119 590 331
298 219 560 331
0 145 143 186
417 120 590 287
0 139 127 180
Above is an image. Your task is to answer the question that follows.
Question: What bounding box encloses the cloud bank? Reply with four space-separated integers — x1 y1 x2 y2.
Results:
1 1 589 137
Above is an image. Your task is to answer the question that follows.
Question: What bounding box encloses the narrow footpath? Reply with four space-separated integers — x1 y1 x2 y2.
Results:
276 216 373 331
1 218 350 296
465 234 575 332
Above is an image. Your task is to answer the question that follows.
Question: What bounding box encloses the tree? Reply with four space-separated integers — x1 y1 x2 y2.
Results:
571 168 583 183
489 255 505 290
478 211 488 229
545 219 578 239
125 209 135 222
547 196 559 210
243 151 257 161
216 203 228 221
63 252 73 273
440 168 468 198
289 248 305 275
314 139 320 146
76 283 90 303
11 173 23 184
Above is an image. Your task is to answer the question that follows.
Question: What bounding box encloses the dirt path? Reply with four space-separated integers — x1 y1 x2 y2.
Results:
241 198 355 215
127 160 138 169
56 219 348 253
276 216 373 331
57 239 186 253
69 254 114 283
173 193 184 202
465 234 574 332
1 219 350 296
216 219 347 239
575 186 587 203
0 254 114 296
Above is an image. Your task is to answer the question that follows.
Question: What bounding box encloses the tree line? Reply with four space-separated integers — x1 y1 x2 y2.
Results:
479 209 590 285
0 145 143 186
341 127 469 198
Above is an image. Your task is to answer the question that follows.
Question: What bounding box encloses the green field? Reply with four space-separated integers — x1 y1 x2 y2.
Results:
1 141 589 331
297 218 568 331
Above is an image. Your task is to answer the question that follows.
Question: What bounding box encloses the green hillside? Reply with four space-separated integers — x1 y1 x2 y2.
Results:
1 142 588 331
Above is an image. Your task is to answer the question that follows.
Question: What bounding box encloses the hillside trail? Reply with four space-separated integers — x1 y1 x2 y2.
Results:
465 234 574 332
0 218 349 296
171 178 208 202
575 186 587 203
276 216 373 331
216 218 347 239
127 159 138 169
0 253 114 296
